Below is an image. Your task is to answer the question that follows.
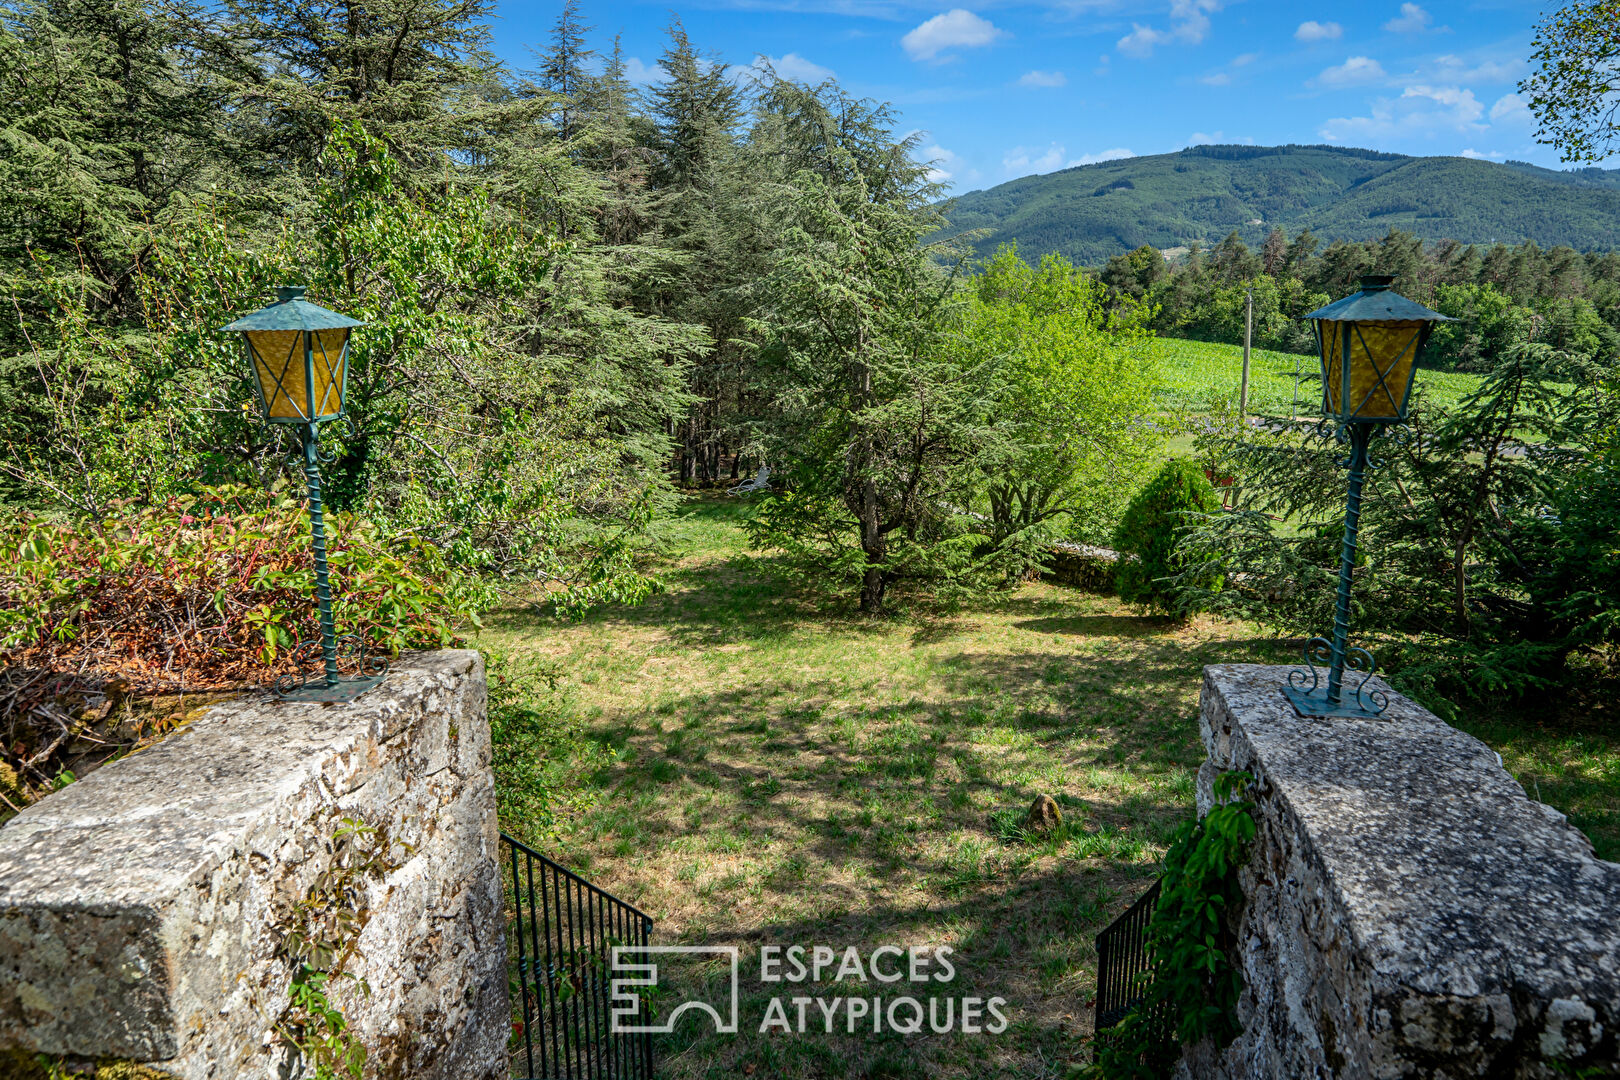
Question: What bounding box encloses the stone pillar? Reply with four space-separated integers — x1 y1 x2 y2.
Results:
0 650 508 1080
1184 664 1620 1080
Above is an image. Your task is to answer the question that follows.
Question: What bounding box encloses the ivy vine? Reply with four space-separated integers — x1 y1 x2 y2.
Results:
276 816 411 1080
1081 770 1258 1079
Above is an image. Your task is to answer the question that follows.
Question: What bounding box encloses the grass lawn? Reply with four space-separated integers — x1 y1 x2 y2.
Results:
1149 337 1485 416
483 496 1618 1080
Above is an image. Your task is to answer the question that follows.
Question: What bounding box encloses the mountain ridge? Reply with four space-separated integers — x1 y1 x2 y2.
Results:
940 144 1620 265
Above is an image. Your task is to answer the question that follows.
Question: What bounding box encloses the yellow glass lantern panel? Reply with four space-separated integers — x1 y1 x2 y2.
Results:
1320 319 1424 421
243 327 351 421
310 328 351 419
244 329 307 420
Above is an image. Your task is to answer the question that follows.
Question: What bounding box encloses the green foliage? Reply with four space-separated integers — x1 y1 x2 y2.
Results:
280 968 367 1080
944 143 1620 267
1173 343 1620 713
1522 0 1620 163
1155 271 1327 357
961 246 1162 547
3 1051 174 1080
1081 770 1256 1079
1111 460 1222 609
485 648 611 844
1427 283 1532 371
282 817 407 975
0 486 492 680
275 817 404 1080
746 80 991 612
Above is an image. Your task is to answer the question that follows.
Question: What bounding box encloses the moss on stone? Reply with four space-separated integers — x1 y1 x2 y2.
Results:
0 1050 177 1079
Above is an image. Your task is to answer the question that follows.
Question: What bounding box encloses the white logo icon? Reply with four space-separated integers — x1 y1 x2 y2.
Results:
610 945 740 1034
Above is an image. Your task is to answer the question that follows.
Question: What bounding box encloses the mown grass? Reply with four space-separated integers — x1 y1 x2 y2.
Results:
484 495 1618 1079
1150 337 1485 415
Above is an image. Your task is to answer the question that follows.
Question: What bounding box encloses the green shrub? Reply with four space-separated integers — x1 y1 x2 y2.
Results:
1111 460 1222 608
0 484 495 687
1082 771 1256 1078
484 648 609 844
0 484 497 804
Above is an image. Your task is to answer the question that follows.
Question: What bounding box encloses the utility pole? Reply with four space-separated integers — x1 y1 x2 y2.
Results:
1240 286 1252 420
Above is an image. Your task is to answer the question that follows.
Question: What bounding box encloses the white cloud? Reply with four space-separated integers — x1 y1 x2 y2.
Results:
1069 147 1136 166
1117 24 1170 57
921 143 962 183
902 10 1005 61
1188 131 1256 146
1489 92 1532 125
1402 84 1483 123
623 57 662 84
1117 0 1220 58
1295 20 1342 42
1003 142 1068 177
1429 54 1517 84
1201 72 1231 86
1461 148 1505 160
1317 56 1387 87
1233 52 1259 66
752 52 834 83
1383 2 1431 33
1019 69 1067 88
1321 84 1487 142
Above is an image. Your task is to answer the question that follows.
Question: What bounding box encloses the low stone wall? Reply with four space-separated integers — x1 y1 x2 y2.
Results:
0 650 507 1080
1184 664 1620 1079
1043 543 1118 591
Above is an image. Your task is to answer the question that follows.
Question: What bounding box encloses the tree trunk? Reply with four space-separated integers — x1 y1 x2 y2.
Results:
858 476 885 612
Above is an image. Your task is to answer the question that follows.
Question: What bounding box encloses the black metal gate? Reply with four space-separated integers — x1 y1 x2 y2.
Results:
1093 878 1161 1031
502 832 654 1080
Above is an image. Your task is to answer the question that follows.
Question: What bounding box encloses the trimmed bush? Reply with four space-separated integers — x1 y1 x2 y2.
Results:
1111 460 1222 608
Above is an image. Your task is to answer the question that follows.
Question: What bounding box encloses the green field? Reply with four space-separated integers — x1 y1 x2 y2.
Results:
1149 337 1486 415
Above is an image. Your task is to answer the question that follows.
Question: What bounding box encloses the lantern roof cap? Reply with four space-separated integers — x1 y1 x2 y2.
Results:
219 286 365 332
1306 275 1453 323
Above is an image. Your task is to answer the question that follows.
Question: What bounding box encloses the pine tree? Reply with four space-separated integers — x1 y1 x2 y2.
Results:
1260 227 1287 277
0 0 247 318
746 79 984 611
538 0 592 143
224 0 502 178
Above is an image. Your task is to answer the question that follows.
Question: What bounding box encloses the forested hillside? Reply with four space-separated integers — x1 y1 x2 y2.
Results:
943 144 1620 264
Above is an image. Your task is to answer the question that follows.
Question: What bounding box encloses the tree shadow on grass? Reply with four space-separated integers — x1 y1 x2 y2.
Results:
491 505 1304 1076
487 548 895 651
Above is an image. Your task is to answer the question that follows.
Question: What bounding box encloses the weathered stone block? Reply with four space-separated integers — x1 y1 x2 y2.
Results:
1043 543 1118 591
1181 664 1620 1080
0 650 507 1080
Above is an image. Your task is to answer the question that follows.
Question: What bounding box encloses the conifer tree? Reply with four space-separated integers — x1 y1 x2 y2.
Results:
538 0 592 143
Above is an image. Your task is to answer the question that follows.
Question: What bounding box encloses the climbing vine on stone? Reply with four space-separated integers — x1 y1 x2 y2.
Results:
276 817 411 1080
1081 770 1257 1079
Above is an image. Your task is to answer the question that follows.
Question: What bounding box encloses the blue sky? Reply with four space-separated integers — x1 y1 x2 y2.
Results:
487 0 1572 194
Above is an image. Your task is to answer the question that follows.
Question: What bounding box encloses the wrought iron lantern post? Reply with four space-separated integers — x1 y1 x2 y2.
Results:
221 286 386 703
1283 275 1452 719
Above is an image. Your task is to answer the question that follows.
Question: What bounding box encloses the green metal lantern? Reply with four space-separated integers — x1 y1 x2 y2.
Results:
221 286 363 424
1307 275 1449 424
222 287 384 703
1284 276 1451 721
